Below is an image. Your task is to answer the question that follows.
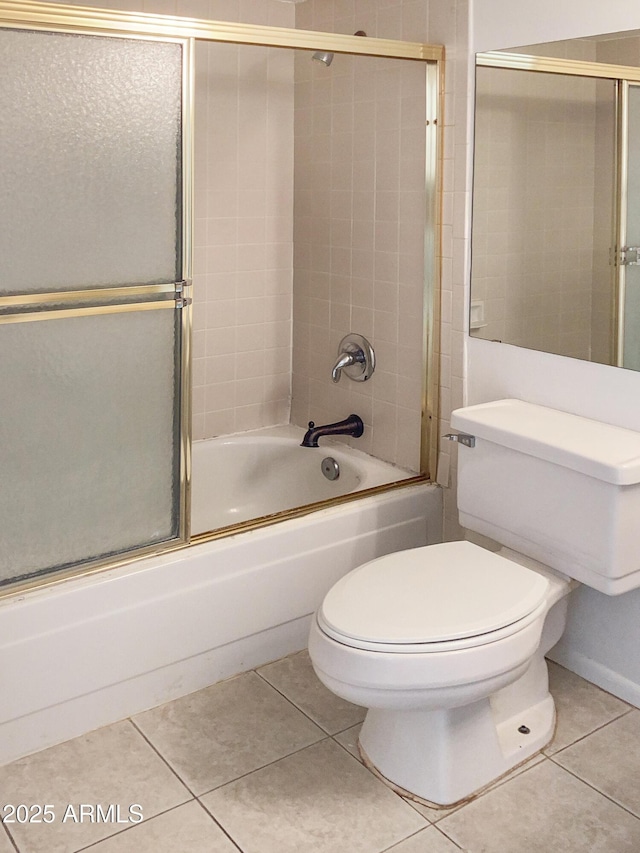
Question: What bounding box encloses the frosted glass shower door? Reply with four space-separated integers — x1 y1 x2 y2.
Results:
0 27 191 587
622 84 640 371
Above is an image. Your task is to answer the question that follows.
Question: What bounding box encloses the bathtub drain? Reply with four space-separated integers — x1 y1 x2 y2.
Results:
321 457 340 481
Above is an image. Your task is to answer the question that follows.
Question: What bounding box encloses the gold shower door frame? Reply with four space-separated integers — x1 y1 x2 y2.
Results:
0 0 444 596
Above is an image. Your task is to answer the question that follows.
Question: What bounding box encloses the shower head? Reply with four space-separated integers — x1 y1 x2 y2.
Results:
311 32 365 68
312 50 334 67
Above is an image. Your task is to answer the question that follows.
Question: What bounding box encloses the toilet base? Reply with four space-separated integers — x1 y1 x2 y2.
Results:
359 731 548 810
358 654 556 806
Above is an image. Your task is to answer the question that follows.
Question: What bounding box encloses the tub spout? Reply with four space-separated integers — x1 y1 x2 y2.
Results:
300 414 364 448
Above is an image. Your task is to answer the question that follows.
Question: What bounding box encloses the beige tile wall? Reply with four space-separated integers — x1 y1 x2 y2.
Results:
293 0 469 533
191 37 294 439
290 47 427 471
190 1 296 440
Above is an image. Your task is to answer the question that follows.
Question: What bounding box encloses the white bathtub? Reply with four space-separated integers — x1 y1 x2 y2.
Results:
192 426 415 534
0 428 441 765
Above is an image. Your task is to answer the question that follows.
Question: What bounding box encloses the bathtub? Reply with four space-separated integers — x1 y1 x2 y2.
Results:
0 428 442 765
191 425 416 534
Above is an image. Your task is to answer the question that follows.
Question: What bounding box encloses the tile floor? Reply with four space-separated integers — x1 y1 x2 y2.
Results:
1 653 639 853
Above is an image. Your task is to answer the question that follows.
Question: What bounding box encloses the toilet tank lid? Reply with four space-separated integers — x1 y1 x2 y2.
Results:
451 399 640 485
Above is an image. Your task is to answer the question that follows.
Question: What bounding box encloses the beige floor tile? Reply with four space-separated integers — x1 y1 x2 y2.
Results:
386 826 462 852
438 759 640 853
546 661 631 754
258 650 366 734
0 721 190 853
133 671 324 795
201 739 427 853
333 722 362 760
0 828 16 853
84 801 239 853
553 710 640 818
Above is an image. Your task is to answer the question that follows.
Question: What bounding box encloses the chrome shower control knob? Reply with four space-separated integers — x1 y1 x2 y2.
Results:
321 457 340 481
331 334 375 383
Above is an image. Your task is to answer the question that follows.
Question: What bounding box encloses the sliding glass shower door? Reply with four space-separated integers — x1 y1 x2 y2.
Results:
0 27 192 588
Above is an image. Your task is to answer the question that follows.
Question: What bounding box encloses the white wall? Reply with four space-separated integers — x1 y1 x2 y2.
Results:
472 0 640 52
466 0 640 706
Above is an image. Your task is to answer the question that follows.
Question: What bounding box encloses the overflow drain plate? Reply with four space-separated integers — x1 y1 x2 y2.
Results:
321 457 340 481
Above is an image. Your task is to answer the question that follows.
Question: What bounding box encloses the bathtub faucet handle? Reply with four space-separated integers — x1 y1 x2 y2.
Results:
332 351 361 383
331 334 375 384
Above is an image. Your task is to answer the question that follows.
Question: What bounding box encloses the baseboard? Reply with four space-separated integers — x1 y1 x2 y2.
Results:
548 648 640 709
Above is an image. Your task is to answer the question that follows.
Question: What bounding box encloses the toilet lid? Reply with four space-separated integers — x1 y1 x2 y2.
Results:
319 541 550 646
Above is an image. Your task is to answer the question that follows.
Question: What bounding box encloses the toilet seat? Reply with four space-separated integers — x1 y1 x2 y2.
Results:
318 541 550 654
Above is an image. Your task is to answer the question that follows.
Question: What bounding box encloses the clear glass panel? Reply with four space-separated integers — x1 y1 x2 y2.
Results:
0 309 180 586
623 85 640 371
0 29 182 294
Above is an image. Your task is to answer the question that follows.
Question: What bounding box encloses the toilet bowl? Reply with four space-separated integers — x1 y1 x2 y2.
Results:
309 400 640 806
309 540 572 806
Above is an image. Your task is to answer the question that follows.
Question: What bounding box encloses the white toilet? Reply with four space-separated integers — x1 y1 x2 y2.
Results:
308 399 640 806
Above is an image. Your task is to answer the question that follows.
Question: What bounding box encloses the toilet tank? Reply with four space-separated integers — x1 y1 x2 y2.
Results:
450 400 640 595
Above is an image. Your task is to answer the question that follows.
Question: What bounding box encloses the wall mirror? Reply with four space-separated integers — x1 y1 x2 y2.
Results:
470 32 640 371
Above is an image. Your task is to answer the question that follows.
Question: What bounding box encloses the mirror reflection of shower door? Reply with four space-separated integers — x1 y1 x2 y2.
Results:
0 27 191 588
619 83 640 370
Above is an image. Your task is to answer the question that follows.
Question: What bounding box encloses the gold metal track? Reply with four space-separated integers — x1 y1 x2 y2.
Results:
0 0 443 60
0 283 177 307
0 299 175 324
478 50 640 83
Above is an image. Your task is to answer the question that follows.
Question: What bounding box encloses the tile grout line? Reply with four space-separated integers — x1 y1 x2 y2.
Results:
71 803 196 853
70 800 244 853
544 705 635 758
253 665 336 734
124 666 344 823
193 799 244 853
433 823 466 850
466 753 549 801
379 826 427 853
254 661 371 742
547 755 640 824
378 822 465 853
76 719 246 853
196 733 333 799
1 824 19 853
128 717 199 800
123 720 247 853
